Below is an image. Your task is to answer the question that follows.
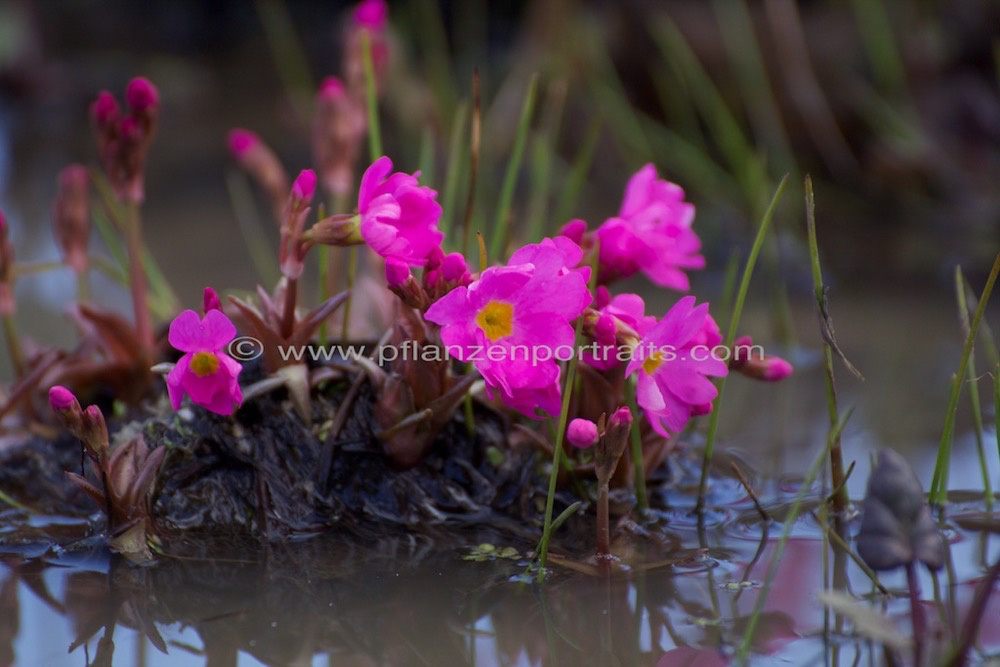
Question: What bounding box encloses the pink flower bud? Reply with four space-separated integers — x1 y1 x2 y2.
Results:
91 91 120 127
441 253 469 282
353 0 388 30
608 406 632 430
559 219 587 244
567 418 599 449
203 287 222 313
81 404 110 461
385 257 411 288
762 357 793 381
126 77 159 112
53 164 91 275
291 169 317 203
317 76 346 102
49 385 79 413
227 128 260 161
595 313 616 344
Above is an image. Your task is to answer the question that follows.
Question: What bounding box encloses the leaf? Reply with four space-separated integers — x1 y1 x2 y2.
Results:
817 590 910 651
856 449 945 571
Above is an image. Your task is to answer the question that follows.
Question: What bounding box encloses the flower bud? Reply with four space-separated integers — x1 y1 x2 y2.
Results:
595 407 632 485
385 257 410 288
291 169 317 204
203 287 222 314
125 77 159 112
567 418 598 449
307 214 363 246
353 0 388 30
559 219 587 245
441 252 470 283
91 91 119 128
227 128 289 222
49 385 85 438
81 404 110 463
227 128 259 161
53 165 91 275
386 258 429 310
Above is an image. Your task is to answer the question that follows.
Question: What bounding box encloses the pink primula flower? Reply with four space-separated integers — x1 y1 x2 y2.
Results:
626 296 727 437
166 309 243 416
425 238 592 418
595 163 704 290
359 156 443 266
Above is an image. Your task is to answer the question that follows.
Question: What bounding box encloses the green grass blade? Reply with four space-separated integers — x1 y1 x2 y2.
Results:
255 0 315 125
440 101 469 242
225 170 280 286
929 252 1000 504
696 175 790 510
805 176 849 513
955 267 993 507
489 75 538 261
554 115 601 223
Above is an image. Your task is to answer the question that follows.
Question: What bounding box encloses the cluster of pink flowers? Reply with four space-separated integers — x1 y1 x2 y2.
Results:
425 237 591 418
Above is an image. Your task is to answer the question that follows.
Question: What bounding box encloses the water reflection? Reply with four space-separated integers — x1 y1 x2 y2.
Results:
1 481 997 666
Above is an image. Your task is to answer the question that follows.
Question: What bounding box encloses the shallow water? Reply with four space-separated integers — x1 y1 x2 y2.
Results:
1 442 999 666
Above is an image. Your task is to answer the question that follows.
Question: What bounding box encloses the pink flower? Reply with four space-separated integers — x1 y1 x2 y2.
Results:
584 287 657 370
166 309 243 416
567 418 599 449
594 164 704 290
425 238 592 418
626 296 728 437
359 156 443 266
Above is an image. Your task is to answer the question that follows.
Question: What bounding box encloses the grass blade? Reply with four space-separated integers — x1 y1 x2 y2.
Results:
929 251 1000 504
489 75 538 261
805 176 850 514
696 175 790 511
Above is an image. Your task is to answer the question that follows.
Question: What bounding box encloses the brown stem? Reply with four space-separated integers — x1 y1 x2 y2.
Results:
125 201 153 355
906 562 924 667
596 482 610 558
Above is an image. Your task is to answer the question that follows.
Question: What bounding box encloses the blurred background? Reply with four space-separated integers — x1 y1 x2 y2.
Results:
0 0 999 477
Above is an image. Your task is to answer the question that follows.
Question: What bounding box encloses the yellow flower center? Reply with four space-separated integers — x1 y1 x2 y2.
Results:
642 350 664 375
190 351 220 377
476 301 514 341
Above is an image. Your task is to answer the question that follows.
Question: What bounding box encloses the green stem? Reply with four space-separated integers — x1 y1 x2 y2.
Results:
125 200 153 356
440 102 469 242
929 251 1000 504
625 376 648 511
805 176 849 514
955 266 993 508
490 75 538 261
696 175 789 511
535 343 582 580
361 31 382 160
